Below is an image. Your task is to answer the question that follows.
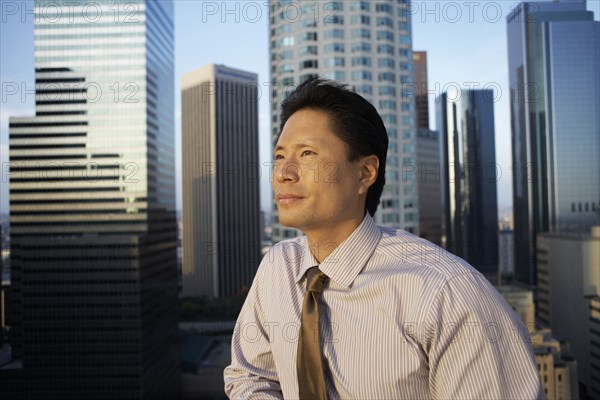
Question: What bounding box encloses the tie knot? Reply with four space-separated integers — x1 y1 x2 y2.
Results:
306 266 328 294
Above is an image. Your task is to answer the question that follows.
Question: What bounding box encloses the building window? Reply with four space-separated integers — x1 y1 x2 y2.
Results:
351 71 372 81
377 44 394 55
351 56 372 67
387 128 397 138
281 77 294 86
325 1 343 12
378 58 395 68
382 114 397 124
324 43 345 53
325 57 345 67
377 30 394 41
381 199 399 209
398 35 411 46
379 72 396 82
325 15 344 25
300 46 318 56
324 29 344 39
379 86 396 96
398 22 410 31
351 28 371 39
279 24 292 34
379 99 397 110
281 36 294 47
351 15 370 25
376 3 393 13
356 84 372 95
278 64 294 74
302 19 317 28
300 59 318 69
352 42 371 53
300 32 318 42
383 213 400 223
324 71 346 81
300 73 318 83
376 17 394 27
279 50 293 60
349 1 370 12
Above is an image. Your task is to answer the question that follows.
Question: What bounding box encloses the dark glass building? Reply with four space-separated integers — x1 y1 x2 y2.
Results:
437 89 499 278
507 0 600 287
1 1 179 398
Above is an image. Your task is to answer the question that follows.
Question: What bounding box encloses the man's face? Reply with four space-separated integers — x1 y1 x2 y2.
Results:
273 108 367 234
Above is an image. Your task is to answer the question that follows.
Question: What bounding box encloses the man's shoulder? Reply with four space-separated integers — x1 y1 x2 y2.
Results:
373 225 480 282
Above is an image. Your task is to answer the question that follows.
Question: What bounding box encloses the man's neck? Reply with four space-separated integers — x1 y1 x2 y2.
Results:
304 214 365 263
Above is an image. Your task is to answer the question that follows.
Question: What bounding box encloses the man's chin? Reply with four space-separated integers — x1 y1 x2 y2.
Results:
277 213 303 230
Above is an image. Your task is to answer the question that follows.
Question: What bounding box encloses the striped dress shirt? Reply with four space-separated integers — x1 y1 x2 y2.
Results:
224 214 544 399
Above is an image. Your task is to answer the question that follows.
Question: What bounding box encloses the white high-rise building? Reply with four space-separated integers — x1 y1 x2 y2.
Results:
268 0 417 242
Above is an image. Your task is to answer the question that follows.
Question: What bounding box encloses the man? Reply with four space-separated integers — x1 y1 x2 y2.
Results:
224 78 543 399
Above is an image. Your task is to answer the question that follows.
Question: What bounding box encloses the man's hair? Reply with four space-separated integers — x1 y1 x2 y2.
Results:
279 78 388 217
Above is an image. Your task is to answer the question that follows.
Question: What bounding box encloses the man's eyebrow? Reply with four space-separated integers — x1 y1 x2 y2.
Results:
274 142 321 152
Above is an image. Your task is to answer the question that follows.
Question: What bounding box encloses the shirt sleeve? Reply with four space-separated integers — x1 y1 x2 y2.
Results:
224 252 284 399
422 271 545 399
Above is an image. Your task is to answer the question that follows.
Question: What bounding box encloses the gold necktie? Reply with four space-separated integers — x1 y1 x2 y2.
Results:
297 266 329 400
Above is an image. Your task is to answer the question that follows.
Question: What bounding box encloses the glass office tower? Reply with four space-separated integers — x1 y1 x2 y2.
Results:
2 1 179 398
438 90 499 278
507 0 600 287
268 0 418 242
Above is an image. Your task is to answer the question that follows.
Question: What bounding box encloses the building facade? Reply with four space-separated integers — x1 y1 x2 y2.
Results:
507 0 600 287
268 0 418 242
498 229 515 284
1 1 179 398
537 226 600 397
181 64 262 298
412 51 429 130
437 89 498 277
415 129 442 245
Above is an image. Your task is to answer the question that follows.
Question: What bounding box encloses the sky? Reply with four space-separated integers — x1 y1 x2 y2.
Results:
1 0 599 218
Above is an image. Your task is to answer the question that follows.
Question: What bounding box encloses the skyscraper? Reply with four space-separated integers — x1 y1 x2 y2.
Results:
268 0 417 242
181 64 262 298
2 1 179 398
437 89 499 277
415 129 442 246
507 0 600 287
412 50 442 245
412 51 429 130
537 226 600 397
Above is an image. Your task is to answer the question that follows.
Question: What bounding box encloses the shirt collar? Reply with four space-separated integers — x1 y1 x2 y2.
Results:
295 213 382 288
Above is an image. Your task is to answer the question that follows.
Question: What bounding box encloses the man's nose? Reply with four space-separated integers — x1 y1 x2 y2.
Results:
275 159 301 183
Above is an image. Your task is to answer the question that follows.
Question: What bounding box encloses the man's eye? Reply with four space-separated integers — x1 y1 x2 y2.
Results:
274 154 284 160
301 150 315 156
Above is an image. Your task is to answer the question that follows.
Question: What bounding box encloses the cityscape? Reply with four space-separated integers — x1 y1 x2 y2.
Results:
1 0 599 399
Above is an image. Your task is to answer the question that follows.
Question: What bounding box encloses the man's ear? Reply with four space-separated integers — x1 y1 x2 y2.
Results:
358 155 379 196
